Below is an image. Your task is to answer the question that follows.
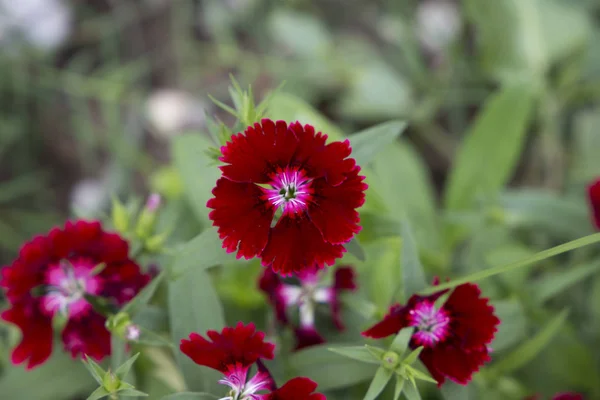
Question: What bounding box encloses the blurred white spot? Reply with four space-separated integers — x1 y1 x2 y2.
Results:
417 0 461 53
70 179 107 217
145 89 208 140
0 0 72 52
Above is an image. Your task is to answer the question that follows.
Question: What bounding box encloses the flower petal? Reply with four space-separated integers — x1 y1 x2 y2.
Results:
267 377 326 400
308 169 367 245
258 267 291 325
62 312 111 361
294 326 325 351
361 304 408 339
587 178 600 230
419 344 491 386
330 266 358 330
208 178 274 259
180 322 275 373
260 216 344 276
219 119 298 183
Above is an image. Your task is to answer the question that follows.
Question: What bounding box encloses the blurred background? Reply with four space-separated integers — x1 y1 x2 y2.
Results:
2 0 600 399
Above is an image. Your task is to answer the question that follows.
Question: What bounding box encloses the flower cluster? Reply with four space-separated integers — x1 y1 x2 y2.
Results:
259 265 357 350
0 220 150 369
180 322 325 399
362 280 500 386
207 119 368 276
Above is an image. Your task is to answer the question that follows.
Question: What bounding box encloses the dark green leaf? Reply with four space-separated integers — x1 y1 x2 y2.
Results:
345 237 367 261
531 262 600 304
400 221 427 299
121 271 166 316
328 346 381 364
115 353 140 380
170 228 234 277
349 121 407 167
288 343 378 390
169 267 225 393
363 367 393 400
444 84 536 210
87 387 110 400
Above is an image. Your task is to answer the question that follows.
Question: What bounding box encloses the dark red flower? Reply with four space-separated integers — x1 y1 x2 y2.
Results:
266 377 326 400
526 393 584 400
0 220 150 369
259 265 357 350
181 324 325 399
207 119 367 276
362 282 499 386
587 179 600 230
180 322 275 373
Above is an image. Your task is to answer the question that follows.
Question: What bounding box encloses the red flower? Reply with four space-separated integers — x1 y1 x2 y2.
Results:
180 322 275 373
180 324 325 399
587 178 600 230
207 119 367 276
362 282 499 386
0 220 150 369
259 265 357 350
526 393 584 400
266 377 326 400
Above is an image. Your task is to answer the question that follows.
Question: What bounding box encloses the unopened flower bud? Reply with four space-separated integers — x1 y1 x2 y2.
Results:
135 194 161 239
382 351 400 370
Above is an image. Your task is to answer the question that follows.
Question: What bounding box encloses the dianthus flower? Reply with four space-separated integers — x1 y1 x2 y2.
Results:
587 178 600 230
0 220 150 369
362 281 499 386
259 265 357 350
207 119 367 276
180 322 325 399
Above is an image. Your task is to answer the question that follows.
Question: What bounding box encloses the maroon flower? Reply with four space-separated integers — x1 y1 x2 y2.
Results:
259 265 357 350
207 119 367 276
362 282 499 386
0 220 150 369
587 178 600 230
266 377 326 400
180 323 325 399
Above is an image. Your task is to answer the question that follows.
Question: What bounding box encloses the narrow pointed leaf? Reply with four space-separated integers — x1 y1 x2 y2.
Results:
82 356 106 385
345 237 367 261
420 232 600 294
405 365 437 384
530 262 600 304
390 327 415 356
171 228 235 277
115 353 140 380
118 388 149 397
363 367 393 400
400 221 427 298
366 345 386 360
329 346 381 364
122 271 166 315
403 380 422 400
86 387 110 400
349 120 407 167
402 346 423 366
393 376 405 400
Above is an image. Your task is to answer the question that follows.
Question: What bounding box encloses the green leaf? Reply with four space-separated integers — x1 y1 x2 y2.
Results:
440 382 472 400
87 387 110 400
402 381 421 400
400 221 427 299
405 365 436 384
502 190 593 240
444 84 536 211
364 237 402 311
345 237 367 261
393 376 405 400
465 0 592 82
111 335 128 373
366 142 439 249
288 343 378 390
366 345 387 360
268 10 332 58
160 393 219 400
82 355 106 386
172 134 220 223
118 389 149 397
328 346 381 364
170 228 234 277
489 309 569 375
491 300 527 352
267 92 345 141
420 232 600 294
530 262 600 304
363 367 393 400
169 267 225 393
390 327 414 356
0 350 95 400
348 121 407 167
402 347 423 367
115 353 140 381
121 271 166 316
